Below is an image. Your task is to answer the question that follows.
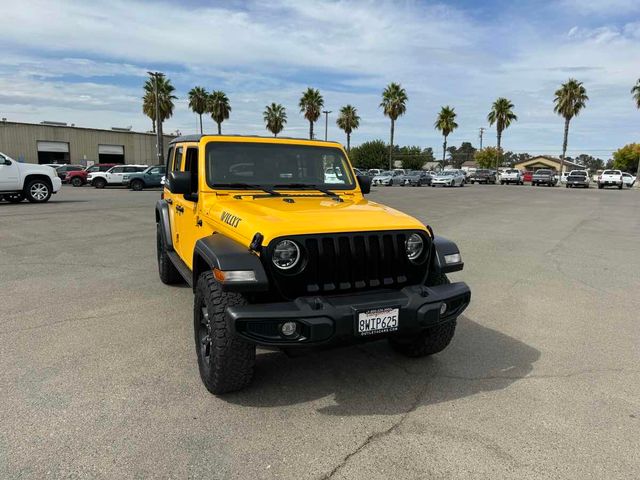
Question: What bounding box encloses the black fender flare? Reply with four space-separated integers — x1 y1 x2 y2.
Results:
193 234 269 292
155 200 173 250
431 235 464 274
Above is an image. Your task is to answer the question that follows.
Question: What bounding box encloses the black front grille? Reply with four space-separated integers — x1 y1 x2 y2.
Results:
263 231 430 299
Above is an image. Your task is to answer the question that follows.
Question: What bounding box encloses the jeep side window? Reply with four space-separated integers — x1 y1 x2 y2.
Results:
165 146 174 173
173 147 183 172
184 147 199 193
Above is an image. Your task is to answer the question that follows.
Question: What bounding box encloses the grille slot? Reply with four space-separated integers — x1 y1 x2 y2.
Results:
265 231 430 299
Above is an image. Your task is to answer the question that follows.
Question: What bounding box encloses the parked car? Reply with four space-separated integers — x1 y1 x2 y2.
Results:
468 169 496 184
0 151 62 203
522 171 533 182
390 170 408 185
500 169 524 185
371 171 393 186
622 172 636 188
368 169 382 176
566 170 590 188
67 163 117 187
123 165 167 190
404 170 432 186
55 164 84 182
431 170 465 187
559 172 570 185
531 169 557 187
597 170 623 189
88 164 148 188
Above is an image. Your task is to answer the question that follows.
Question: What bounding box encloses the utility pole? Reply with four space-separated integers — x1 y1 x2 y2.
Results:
479 127 485 150
322 110 332 141
148 71 164 165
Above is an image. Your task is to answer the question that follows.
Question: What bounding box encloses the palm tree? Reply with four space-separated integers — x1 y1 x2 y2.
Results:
208 90 231 134
487 97 517 171
188 86 208 134
298 88 324 139
142 74 177 133
142 73 176 161
631 79 640 109
336 105 360 153
263 103 287 137
554 79 588 174
380 82 408 170
434 106 458 165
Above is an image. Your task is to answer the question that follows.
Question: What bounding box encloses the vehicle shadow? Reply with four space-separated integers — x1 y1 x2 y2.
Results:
224 316 540 416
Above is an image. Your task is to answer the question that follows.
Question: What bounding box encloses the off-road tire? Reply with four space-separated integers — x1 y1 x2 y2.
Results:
5 193 25 203
131 179 144 191
388 273 456 357
194 272 255 394
156 223 182 285
94 178 107 189
71 177 83 187
25 179 52 203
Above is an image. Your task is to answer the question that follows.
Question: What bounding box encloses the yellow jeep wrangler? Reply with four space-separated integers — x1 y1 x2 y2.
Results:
156 135 470 394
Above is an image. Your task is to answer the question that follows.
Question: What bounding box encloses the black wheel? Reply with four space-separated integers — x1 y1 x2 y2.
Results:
71 177 83 187
94 178 107 189
156 223 183 285
388 273 456 357
194 271 256 394
131 179 144 191
618 183 623 190
5 193 24 203
25 179 52 203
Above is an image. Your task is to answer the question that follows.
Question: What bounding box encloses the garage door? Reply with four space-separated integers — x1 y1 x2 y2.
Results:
37 141 70 164
98 144 125 164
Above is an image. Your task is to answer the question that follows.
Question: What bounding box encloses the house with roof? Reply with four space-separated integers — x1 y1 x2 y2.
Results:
514 155 583 173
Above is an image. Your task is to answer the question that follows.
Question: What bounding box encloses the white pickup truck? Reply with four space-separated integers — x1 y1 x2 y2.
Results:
0 152 62 203
597 170 623 189
499 169 523 185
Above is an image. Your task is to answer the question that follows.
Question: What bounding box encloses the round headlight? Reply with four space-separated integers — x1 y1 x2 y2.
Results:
272 240 300 270
405 233 424 261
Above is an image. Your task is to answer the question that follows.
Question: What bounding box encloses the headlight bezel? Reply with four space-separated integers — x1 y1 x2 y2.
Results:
272 239 302 271
405 232 425 263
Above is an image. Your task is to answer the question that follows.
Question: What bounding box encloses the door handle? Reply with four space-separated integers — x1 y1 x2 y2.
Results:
176 205 184 213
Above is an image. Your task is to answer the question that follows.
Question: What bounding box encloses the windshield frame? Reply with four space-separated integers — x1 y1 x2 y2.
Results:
204 141 356 191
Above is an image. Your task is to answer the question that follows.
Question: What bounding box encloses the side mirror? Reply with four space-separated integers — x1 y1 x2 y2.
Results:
357 175 371 194
168 171 191 194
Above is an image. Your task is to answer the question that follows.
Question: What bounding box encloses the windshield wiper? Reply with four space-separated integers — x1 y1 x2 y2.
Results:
216 183 281 196
272 183 339 198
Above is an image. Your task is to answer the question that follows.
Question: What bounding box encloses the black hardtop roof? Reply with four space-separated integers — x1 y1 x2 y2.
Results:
169 134 341 145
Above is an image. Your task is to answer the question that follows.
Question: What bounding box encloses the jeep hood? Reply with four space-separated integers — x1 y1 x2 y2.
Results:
202 194 427 244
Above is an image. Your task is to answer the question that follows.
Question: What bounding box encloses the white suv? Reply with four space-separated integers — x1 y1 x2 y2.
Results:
88 164 148 188
0 152 62 203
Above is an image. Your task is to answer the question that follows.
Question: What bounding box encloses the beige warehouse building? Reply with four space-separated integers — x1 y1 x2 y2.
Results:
0 120 175 165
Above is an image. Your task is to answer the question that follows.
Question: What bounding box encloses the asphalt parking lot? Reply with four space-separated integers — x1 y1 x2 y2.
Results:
1 184 639 479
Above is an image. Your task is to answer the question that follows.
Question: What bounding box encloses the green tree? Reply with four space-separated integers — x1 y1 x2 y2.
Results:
263 103 287 137
487 97 517 170
208 90 231 134
554 79 588 174
632 79 640 109
434 106 458 165
380 82 408 170
188 86 208 134
397 146 424 170
612 143 640 174
349 140 388 170
142 74 177 134
299 88 324 139
336 105 360 153
474 147 502 169
575 153 604 173
446 142 476 169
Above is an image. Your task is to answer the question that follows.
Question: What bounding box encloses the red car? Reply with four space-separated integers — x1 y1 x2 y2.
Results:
522 171 533 182
66 164 117 187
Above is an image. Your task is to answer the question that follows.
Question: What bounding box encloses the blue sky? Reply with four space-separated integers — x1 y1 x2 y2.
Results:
1 0 639 159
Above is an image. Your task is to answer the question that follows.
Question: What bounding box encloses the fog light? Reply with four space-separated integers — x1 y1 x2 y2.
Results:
280 321 297 337
440 303 447 315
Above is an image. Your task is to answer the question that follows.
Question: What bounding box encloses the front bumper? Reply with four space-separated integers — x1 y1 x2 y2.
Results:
226 282 471 347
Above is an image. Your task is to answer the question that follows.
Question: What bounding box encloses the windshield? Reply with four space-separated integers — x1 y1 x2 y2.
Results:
570 171 586 176
536 170 551 174
476 170 489 174
206 142 354 190
603 170 618 175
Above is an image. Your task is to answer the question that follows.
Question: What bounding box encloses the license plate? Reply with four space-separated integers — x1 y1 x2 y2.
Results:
356 307 399 336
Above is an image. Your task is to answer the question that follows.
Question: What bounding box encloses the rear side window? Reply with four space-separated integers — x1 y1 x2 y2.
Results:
603 170 618 175
165 146 174 173
184 147 199 194
173 147 183 172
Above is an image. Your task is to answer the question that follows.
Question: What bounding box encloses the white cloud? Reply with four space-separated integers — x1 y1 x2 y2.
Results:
0 0 638 158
